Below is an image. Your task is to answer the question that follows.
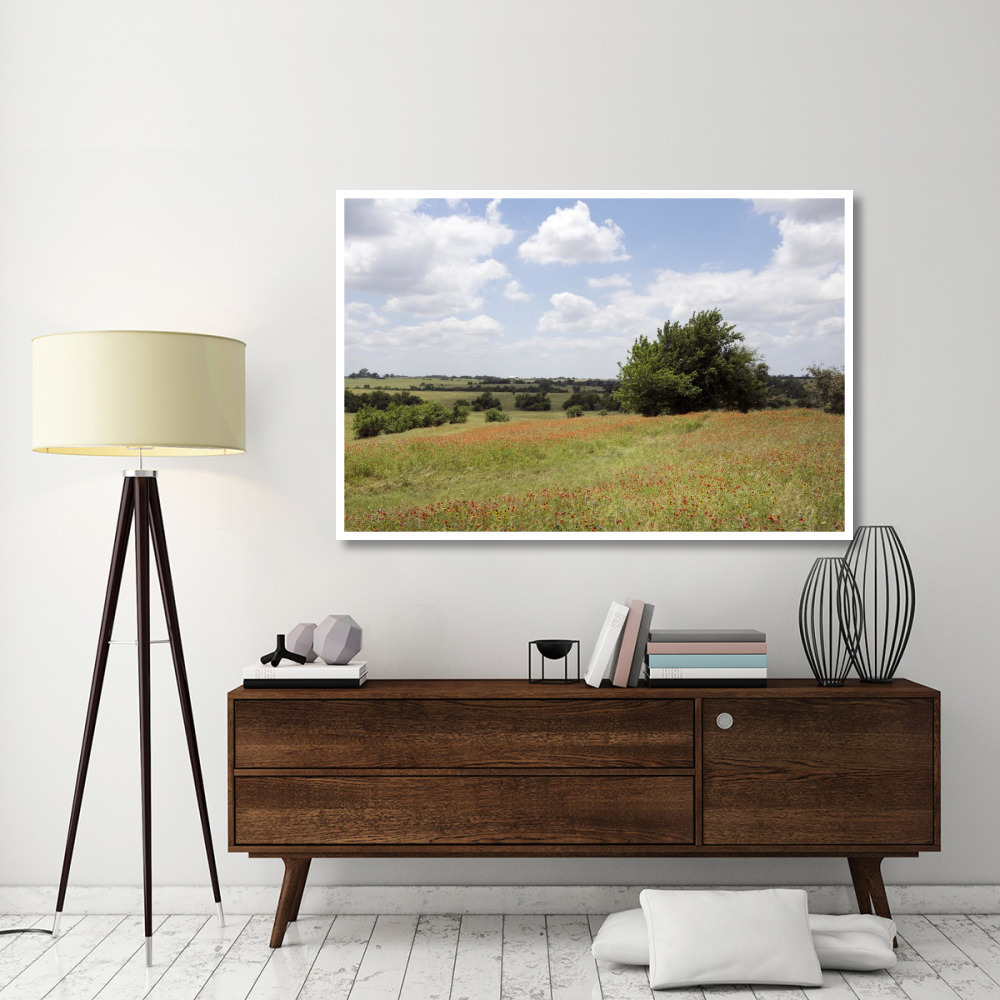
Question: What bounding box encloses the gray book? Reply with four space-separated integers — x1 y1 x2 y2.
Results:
627 603 655 687
648 628 765 643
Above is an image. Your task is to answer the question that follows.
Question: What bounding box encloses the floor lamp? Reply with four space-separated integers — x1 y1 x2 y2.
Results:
32 330 245 966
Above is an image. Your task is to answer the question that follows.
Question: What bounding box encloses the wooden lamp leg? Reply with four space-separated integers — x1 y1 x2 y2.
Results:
134 475 154 966
54 479 135 937
147 478 224 928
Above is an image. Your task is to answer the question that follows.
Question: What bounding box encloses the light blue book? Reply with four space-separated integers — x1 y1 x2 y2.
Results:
647 653 767 671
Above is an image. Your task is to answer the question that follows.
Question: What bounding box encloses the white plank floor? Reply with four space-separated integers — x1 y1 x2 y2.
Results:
1 912 999 1000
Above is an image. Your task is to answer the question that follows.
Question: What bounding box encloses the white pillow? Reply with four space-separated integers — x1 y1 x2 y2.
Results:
591 908 650 965
639 889 823 989
810 914 897 971
592 906 897 973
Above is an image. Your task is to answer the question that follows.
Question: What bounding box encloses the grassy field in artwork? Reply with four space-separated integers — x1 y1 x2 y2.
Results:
343 408 845 533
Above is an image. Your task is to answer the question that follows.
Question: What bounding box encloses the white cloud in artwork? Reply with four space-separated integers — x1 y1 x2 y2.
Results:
587 273 631 289
503 279 531 301
343 198 514 317
346 313 504 354
343 195 847 377
518 201 630 265
753 198 844 224
536 290 653 347
537 292 607 333
494 333 630 360
753 198 845 270
536 201 845 368
345 301 387 329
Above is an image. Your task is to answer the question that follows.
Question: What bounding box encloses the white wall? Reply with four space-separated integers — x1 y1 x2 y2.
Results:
1 0 998 894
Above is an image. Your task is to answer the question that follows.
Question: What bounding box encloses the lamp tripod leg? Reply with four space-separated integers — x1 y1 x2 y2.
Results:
147 479 224 923
54 480 135 935
134 477 154 966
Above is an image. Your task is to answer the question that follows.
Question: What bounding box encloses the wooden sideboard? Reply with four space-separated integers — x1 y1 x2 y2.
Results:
228 678 940 947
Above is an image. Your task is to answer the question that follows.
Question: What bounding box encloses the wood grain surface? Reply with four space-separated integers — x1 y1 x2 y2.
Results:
233 773 695 846
233 696 694 769
702 697 936 846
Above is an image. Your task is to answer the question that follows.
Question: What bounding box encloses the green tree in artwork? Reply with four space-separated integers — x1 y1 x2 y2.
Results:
804 364 846 414
615 309 770 416
471 391 503 411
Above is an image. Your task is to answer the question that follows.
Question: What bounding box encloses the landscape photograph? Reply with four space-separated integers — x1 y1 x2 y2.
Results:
336 191 851 539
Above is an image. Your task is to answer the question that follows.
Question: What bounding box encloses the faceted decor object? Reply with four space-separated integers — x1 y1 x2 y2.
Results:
315 614 363 664
286 622 318 662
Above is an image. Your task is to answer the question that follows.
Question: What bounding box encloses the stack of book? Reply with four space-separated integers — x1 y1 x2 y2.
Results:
646 629 766 687
584 598 655 688
243 661 367 689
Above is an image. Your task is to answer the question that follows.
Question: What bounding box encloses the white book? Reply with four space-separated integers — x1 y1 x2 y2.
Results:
583 601 630 688
244 660 367 680
648 666 767 679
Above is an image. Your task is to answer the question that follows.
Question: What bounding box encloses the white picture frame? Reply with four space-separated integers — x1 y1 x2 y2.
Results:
337 190 852 541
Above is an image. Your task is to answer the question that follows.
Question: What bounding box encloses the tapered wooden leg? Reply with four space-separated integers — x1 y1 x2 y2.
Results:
288 858 311 922
270 858 312 948
848 856 897 946
848 856 874 914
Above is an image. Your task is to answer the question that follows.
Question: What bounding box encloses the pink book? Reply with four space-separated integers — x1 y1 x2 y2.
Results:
646 641 766 655
612 599 646 687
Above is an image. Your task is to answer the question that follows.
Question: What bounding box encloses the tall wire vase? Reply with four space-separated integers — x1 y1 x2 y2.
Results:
799 557 863 686
843 524 916 682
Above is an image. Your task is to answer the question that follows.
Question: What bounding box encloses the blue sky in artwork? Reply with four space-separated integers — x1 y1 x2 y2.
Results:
342 194 847 378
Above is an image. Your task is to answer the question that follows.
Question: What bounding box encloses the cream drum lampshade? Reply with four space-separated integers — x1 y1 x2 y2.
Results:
32 330 245 456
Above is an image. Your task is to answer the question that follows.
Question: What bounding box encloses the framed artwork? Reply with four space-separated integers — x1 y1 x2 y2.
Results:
336 190 852 540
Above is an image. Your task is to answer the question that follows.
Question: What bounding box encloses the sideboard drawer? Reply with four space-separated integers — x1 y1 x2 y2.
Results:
233 773 694 846
233 697 694 769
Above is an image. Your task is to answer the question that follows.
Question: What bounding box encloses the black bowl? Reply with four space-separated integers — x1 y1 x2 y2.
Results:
534 639 575 660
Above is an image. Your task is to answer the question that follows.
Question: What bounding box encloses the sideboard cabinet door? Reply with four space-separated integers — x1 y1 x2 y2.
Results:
701 697 936 847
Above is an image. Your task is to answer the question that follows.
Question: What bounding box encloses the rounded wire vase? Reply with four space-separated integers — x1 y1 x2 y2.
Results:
799 556 863 686
842 524 916 682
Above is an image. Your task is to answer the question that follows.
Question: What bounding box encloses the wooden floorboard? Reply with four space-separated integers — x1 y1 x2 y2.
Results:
500 914 550 1000
346 914 417 1000
0 912 996 999
452 914 502 1000
191 914 277 1000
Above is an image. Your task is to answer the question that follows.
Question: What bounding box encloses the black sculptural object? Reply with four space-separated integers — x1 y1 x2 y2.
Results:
261 634 308 667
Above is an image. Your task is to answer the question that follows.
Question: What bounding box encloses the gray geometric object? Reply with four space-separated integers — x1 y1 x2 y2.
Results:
314 614 363 664
286 623 318 663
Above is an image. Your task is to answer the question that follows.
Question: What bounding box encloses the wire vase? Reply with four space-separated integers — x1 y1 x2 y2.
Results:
842 525 916 682
798 557 863 686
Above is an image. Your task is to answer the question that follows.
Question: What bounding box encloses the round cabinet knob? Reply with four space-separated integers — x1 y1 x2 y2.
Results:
716 712 734 730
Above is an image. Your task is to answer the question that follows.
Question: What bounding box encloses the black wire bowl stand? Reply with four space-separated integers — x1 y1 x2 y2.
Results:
528 640 580 683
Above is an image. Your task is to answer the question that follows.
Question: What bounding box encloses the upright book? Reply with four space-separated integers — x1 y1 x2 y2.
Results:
584 601 630 688
627 602 655 687
611 599 646 687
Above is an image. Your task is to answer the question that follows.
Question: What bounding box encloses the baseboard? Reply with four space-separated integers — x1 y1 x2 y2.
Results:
3 884 999 915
